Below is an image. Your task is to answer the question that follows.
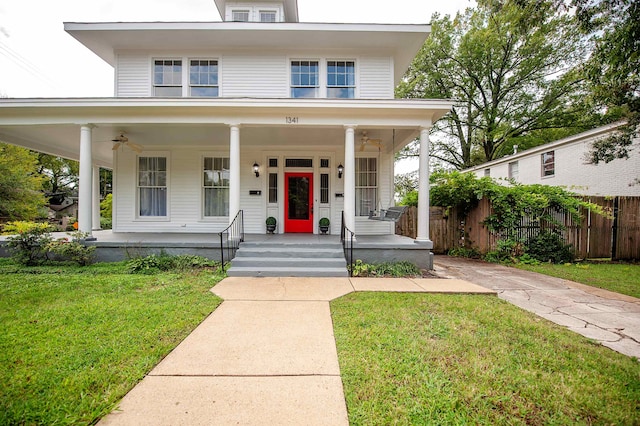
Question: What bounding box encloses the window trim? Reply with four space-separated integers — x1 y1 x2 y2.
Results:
230 9 250 21
508 161 519 180
355 156 378 217
152 59 183 97
259 9 278 22
189 59 219 97
326 59 356 99
541 151 555 178
202 154 230 219
136 152 170 221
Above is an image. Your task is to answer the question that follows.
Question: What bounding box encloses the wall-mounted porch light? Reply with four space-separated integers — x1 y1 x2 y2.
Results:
253 162 260 178
337 163 344 179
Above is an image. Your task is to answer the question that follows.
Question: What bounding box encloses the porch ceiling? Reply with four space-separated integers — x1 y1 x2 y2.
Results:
0 98 452 167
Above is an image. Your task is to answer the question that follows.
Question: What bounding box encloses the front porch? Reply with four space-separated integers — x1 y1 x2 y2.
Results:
0 230 434 270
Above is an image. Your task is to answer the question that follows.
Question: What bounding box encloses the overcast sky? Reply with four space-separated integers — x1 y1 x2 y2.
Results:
0 0 474 98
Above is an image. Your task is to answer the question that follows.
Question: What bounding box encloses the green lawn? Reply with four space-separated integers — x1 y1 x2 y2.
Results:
514 262 640 299
332 292 640 425
0 259 223 425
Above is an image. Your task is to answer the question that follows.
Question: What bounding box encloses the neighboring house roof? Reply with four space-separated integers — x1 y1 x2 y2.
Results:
64 21 430 86
464 121 628 173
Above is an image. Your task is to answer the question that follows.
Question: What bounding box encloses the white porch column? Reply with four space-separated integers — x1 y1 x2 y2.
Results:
78 125 94 238
343 125 356 231
416 126 432 244
92 166 101 230
229 124 241 224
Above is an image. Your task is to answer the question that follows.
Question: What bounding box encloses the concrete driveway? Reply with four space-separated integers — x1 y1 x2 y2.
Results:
433 256 640 359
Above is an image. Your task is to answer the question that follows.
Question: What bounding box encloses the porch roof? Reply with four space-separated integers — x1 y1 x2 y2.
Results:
0 97 453 168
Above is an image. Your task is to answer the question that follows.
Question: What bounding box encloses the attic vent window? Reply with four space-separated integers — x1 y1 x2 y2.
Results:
260 11 277 22
320 159 330 168
286 159 313 168
232 10 250 21
269 158 278 168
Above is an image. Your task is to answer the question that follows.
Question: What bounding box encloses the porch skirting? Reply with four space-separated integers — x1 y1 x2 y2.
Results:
0 231 434 269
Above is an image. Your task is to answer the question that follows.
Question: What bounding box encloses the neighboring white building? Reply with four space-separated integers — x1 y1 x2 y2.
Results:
465 123 640 196
0 0 451 243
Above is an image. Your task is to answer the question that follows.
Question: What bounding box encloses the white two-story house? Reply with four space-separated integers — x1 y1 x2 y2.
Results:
0 0 451 255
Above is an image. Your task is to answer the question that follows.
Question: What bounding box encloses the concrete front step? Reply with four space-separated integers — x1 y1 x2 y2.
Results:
235 248 345 259
226 266 349 277
227 241 349 277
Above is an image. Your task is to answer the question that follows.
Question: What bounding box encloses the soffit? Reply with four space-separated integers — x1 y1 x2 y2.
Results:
64 22 429 85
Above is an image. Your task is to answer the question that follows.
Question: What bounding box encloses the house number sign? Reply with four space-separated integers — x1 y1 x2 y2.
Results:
285 116 299 124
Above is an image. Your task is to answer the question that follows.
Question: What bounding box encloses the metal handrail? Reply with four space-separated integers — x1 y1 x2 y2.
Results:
340 211 355 277
218 210 244 266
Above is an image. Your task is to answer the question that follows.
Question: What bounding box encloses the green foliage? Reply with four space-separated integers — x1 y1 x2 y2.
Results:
36 153 79 198
319 217 330 227
46 232 96 266
127 252 220 274
4 221 54 266
265 216 276 226
430 170 494 216
100 217 112 230
100 193 113 219
525 231 576 264
0 143 47 220
396 1 591 169
399 190 418 207
484 238 525 264
448 246 482 259
350 259 421 277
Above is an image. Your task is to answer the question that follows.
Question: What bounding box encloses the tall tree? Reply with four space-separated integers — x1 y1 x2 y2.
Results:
36 154 79 203
0 143 46 220
397 0 591 169
573 0 639 165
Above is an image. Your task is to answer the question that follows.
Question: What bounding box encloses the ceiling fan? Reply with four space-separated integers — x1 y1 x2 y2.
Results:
359 131 383 151
111 133 143 153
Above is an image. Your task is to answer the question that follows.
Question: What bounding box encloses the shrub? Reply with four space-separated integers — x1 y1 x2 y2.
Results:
484 238 525 264
350 259 421 277
448 246 481 259
127 252 220 274
100 217 112 230
46 231 96 266
4 221 53 266
526 231 575 264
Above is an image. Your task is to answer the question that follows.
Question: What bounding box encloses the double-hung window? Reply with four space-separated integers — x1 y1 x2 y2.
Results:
509 161 519 180
355 157 377 216
190 60 219 97
290 60 319 98
327 61 355 98
541 151 555 177
203 157 230 217
138 157 167 217
260 10 277 22
232 10 250 21
153 60 182 97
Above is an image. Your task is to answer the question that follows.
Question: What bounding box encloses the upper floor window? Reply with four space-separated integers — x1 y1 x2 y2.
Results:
542 151 555 177
327 61 355 98
260 11 277 22
190 60 219 97
153 60 182 97
484 168 490 177
232 10 250 21
508 161 519 180
291 60 319 98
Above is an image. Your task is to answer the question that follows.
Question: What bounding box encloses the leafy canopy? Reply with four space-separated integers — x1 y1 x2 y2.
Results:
0 143 46 220
397 0 591 169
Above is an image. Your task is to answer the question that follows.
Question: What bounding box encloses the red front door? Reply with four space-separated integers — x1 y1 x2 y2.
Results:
284 173 313 233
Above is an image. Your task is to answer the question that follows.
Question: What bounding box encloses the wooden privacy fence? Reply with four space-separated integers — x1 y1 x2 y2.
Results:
396 196 640 260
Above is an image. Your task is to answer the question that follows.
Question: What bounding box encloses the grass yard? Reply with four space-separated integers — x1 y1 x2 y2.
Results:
515 262 640 299
0 259 223 425
332 293 640 425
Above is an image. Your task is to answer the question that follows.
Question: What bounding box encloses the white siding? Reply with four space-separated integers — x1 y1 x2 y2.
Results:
222 55 288 97
359 57 394 99
471 135 640 196
115 54 151 97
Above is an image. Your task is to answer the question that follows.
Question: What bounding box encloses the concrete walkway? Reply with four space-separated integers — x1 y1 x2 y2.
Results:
433 256 640 359
98 277 493 426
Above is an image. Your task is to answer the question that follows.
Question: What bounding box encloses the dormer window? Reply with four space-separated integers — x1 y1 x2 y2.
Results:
260 11 277 22
232 10 250 22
